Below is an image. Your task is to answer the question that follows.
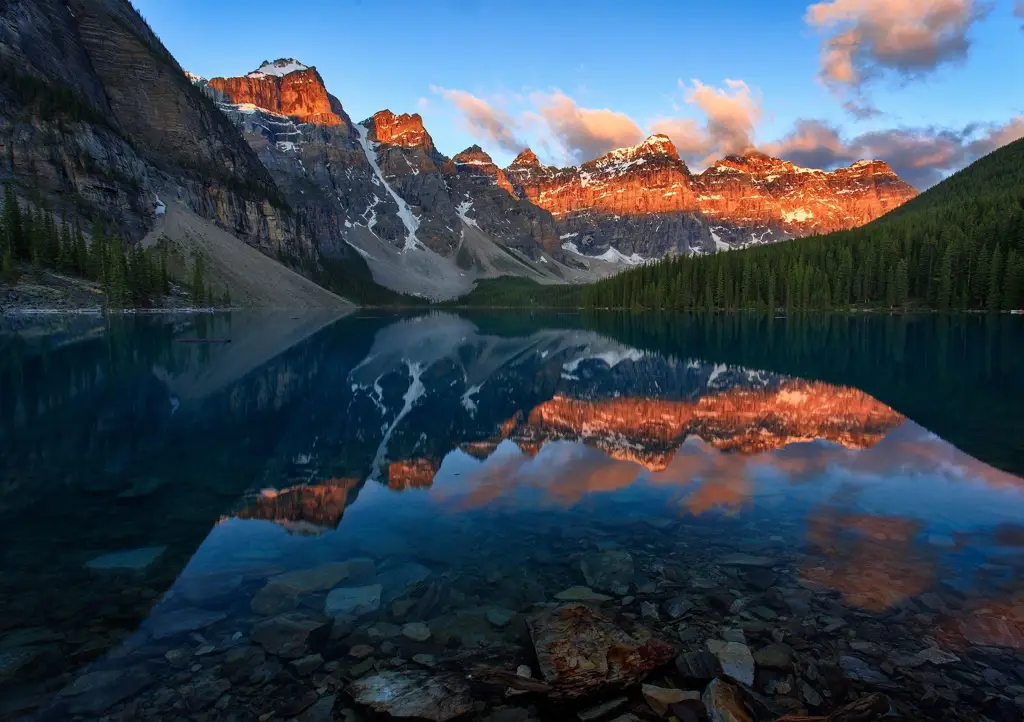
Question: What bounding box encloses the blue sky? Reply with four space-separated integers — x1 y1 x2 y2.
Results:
135 0 1024 188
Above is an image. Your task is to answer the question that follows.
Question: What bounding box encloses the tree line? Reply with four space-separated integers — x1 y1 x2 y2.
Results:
580 138 1024 312
0 184 229 308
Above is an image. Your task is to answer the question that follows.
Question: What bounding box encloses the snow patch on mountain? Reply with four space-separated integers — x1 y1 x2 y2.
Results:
250 59 309 78
356 123 422 252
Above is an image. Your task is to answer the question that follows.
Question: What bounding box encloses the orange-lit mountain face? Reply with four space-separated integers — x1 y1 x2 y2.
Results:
507 140 918 254
233 477 359 533
190 60 918 296
387 458 440 490
513 380 905 470
208 60 343 126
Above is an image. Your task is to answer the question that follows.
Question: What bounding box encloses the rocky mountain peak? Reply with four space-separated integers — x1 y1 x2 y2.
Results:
590 134 681 170
453 145 513 194
510 148 541 168
208 61 342 126
368 110 435 151
249 58 310 78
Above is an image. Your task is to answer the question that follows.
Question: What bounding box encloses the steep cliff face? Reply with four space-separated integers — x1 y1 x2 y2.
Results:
208 60 343 126
695 152 918 246
505 138 918 260
506 136 712 259
0 0 295 254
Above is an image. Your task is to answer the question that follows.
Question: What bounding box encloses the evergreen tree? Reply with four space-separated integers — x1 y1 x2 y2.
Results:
988 245 1003 312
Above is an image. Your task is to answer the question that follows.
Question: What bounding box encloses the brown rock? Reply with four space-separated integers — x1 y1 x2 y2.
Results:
702 678 753 722
526 603 675 697
208 60 343 125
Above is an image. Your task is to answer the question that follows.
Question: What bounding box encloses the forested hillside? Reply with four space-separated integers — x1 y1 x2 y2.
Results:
580 138 1024 311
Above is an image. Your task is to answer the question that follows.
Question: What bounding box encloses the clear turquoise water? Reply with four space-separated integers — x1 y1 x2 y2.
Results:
1 312 1022 721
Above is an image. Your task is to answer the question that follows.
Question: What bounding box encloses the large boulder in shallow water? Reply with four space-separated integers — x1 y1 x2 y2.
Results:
349 670 472 721
526 603 675 698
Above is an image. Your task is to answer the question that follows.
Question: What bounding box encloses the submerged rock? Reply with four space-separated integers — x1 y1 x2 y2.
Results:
526 603 674 697
675 650 723 682
252 560 373 615
324 584 382 621
580 550 634 595
707 640 754 686
702 678 752 722
349 670 472 721
251 615 328 659
85 546 166 572
717 554 776 568
642 683 699 717
555 586 613 602
839 655 890 684
402 622 432 642
578 696 628 720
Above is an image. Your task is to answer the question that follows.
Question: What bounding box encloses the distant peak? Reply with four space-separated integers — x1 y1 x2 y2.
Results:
368 110 433 150
592 134 680 167
248 58 310 78
453 145 494 165
510 148 540 168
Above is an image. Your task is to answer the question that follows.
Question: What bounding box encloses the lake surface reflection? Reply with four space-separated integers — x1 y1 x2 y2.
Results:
1 312 1022 721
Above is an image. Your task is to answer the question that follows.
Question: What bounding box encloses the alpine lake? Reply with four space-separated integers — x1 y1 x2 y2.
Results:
1 311 1022 722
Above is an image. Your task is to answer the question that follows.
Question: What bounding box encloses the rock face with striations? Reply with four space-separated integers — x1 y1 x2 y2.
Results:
694 151 918 246
207 59 343 126
505 137 918 261
0 0 297 254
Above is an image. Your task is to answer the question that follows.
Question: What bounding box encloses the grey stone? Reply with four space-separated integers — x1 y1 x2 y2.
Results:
325 584 382 621
290 653 323 676
840 655 890 684
663 596 694 619
753 643 793 671
580 550 634 595
413 653 436 667
85 546 166 572
61 668 154 714
675 649 722 681
555 586 612 602
402 622 432 642
349 671 472 722
250 615 328 659
718 553 776 568
708 640 755 685
300 694 337 722
377 562 433 602
640 601 660 620
486 607 516 628
801 682 823 707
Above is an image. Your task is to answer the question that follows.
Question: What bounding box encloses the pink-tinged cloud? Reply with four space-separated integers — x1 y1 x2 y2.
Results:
429 86 524 154
765 115 1024 189
649 78 762 168
806 0 988 111
530 90 646 163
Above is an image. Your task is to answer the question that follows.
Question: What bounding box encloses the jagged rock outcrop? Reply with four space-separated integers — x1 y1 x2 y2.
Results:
518 380 904 470
505 137 918 260
0 0 295 252
695 152 918 246
207 60 343 126
453 145 514 195
506 136 712 259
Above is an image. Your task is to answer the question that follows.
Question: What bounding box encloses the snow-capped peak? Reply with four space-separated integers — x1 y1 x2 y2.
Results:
184 70 206 85
248 58 309 78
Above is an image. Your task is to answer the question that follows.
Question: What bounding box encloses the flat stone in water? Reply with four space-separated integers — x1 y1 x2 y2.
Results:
147 607 226 640
708 640 755 685
377 562 433 602
718 553 776 568
402 622 431 642
555 586 612 602
349 670 473 722
85 546 166 572
486 607 515 628
251 615 328 659
840 655 891 684
299 694 336 722
61 668 154 714
324 584 382 621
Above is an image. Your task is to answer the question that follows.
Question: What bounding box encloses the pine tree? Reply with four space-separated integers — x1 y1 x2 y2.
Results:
1 245 18 284
73 220 87 276
3 184 23 259
222 287 231 307
988 245 1003 311
58 219 73 272
895 259 909 307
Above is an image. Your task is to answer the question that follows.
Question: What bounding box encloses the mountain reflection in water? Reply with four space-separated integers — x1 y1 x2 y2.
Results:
0 311 1022 721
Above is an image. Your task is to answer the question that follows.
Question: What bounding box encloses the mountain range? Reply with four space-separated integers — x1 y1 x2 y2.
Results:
0 1 918 301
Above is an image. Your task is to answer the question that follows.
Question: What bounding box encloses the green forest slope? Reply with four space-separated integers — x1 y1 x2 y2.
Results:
579 137 1024 311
